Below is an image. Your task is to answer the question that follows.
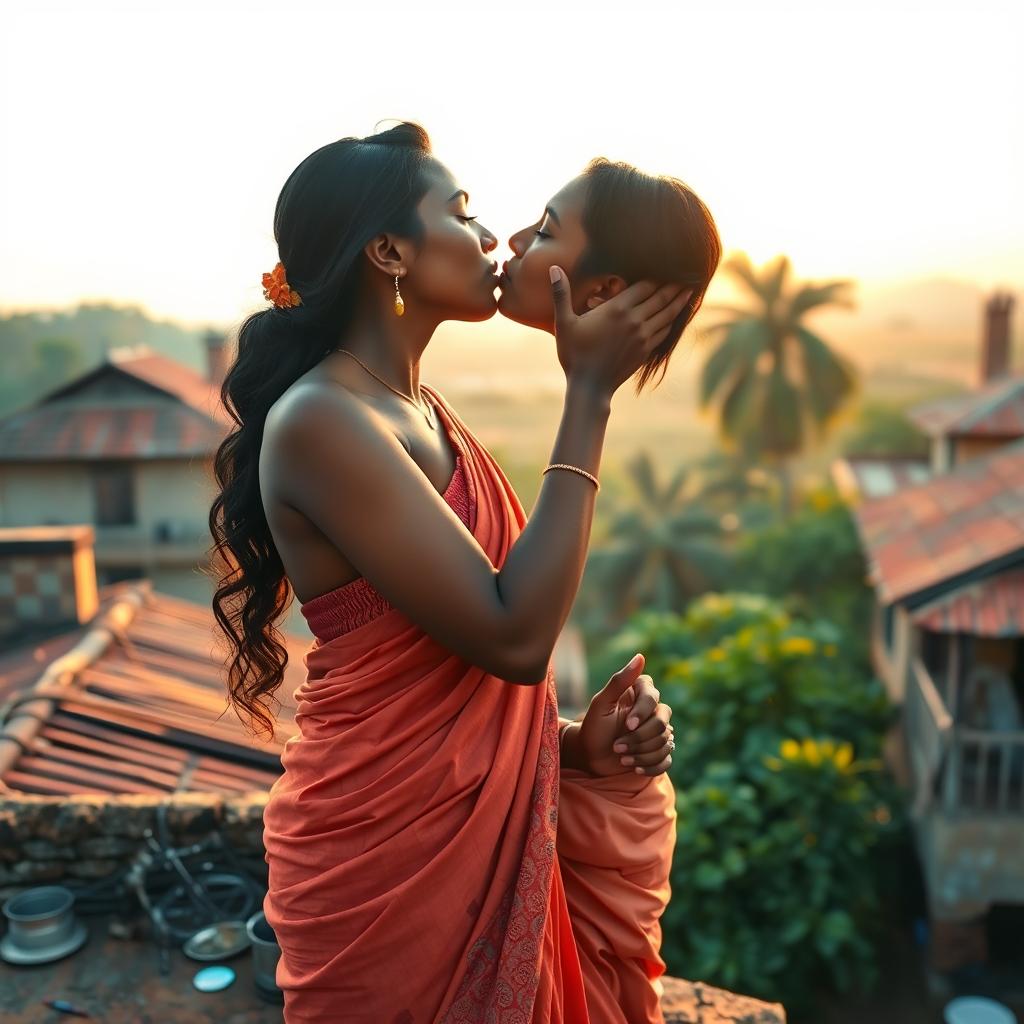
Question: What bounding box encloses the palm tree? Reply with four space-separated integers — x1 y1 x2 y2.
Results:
580 451 729 629
692 450 778 536
699 253 859 513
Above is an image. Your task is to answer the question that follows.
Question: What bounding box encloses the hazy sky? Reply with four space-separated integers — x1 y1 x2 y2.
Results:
2 0 1021 330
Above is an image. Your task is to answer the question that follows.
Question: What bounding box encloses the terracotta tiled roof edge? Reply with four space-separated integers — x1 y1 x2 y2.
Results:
853 437 1024 603
0 582 150 783
909 374 1024 438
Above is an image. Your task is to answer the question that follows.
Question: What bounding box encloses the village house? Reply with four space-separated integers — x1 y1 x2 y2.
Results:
0 335 230 607
834 292 1024 970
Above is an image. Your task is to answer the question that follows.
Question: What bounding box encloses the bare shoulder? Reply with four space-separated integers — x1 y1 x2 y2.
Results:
265 377 407 457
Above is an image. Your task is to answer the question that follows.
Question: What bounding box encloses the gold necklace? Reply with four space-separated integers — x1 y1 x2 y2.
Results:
335 349 436 430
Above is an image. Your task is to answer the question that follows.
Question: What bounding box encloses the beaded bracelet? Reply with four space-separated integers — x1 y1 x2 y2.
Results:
543 463 600 492
558 721 574 761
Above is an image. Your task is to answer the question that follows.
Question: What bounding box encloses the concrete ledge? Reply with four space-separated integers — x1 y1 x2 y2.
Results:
661 975 786 1022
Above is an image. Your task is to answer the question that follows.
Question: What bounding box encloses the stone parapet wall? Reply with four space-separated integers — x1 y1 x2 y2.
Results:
660 976 785 1022
0 791 267 895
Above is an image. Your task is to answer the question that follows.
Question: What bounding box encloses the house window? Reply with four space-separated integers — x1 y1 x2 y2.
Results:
883 605 895 653
920 628 951 701
92 463 136 525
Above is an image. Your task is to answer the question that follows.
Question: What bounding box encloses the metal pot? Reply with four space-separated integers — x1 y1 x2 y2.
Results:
246 910 282 1000
1 885 87 964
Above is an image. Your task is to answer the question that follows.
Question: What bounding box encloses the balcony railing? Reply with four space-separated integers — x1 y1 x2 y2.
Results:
93 522 209 566
905 657 953 815
905 656 1024 816
942 727 1024 815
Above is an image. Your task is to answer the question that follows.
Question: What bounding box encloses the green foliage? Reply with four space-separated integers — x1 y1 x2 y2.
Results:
733 487 874 662
573 452 731 641
700 254 860 464
596 592 902 1009
840 399 930 458
578 482 876 684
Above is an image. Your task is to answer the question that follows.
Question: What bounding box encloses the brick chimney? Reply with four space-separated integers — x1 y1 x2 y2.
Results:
203 329 229 387
980 291 1015 384
0 525 99 641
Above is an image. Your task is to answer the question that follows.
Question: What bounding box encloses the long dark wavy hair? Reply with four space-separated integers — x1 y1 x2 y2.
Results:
207 121 435 741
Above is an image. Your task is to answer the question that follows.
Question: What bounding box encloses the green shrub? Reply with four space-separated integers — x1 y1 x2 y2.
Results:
733 489 875 663
597 592 903 1009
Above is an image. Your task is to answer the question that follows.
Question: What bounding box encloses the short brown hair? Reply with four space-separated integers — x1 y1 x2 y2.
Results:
575 157 721 394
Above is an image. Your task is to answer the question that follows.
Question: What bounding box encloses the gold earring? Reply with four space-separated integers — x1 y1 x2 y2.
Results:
394 274 405 317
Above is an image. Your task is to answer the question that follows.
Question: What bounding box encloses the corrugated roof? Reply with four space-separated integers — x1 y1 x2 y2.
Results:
854 439 1024 603
909 375 1024 440
57 344 230 426
0 402 226 460
0 580 306 797
912 568 1024 637
0 345 230 461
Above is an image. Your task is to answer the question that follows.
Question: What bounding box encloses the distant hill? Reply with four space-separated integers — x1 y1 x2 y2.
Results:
0 302 214 417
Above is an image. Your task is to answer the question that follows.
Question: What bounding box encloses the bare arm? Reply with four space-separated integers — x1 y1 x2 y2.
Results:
264 276 691 685
264 376 609 684
495 376 610 679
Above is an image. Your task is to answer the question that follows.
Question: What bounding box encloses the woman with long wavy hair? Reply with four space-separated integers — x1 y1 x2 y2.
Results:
208 120 719 1022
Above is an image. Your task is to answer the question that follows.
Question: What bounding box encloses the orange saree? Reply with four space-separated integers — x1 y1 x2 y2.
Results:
262 383 676 1023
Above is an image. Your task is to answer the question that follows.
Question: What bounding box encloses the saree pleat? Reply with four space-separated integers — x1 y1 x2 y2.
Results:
557 770 677 1024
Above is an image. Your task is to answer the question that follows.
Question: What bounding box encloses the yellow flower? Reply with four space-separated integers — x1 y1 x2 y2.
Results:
667 660 692 680
780 739 801 761
708 647 727 662
780 636 816 657
833 743 854 770
802 738 822 765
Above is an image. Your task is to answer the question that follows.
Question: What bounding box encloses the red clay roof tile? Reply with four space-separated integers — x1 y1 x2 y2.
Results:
854 439 1024 603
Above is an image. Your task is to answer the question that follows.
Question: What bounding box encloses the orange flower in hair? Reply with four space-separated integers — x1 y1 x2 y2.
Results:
262 261 302 308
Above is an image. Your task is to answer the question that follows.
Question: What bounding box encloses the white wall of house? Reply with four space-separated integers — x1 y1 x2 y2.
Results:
136 459 216 538
0 458 218 608
0 463 94 525
0 456 314 631
0 459 214 538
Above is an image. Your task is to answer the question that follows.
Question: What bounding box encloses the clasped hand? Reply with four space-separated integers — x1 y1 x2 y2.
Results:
568 653 674 778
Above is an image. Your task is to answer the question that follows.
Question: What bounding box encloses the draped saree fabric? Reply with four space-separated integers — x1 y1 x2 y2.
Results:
557 768 677 1023
262 383 675 1023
